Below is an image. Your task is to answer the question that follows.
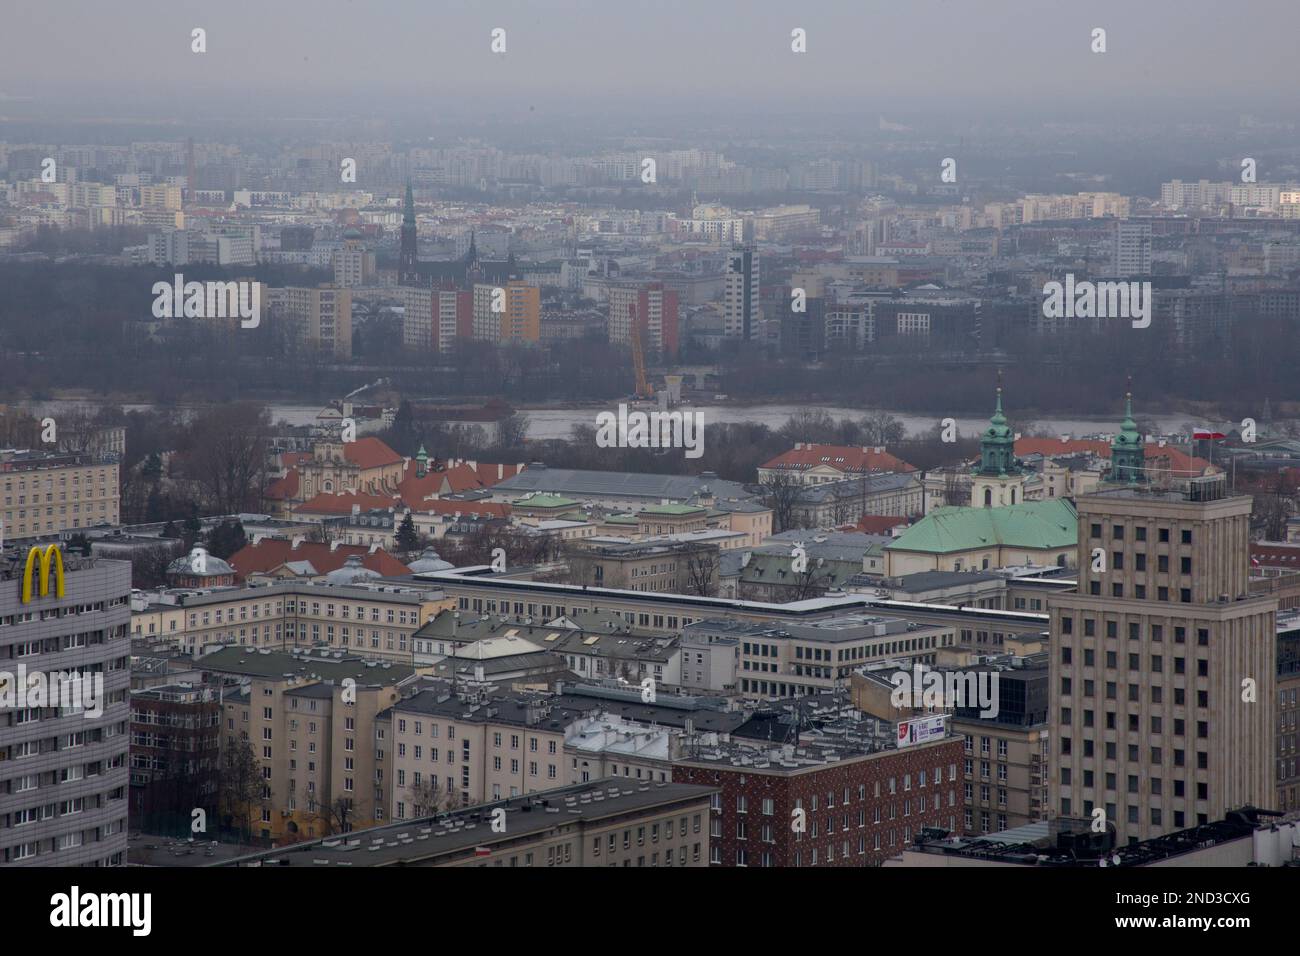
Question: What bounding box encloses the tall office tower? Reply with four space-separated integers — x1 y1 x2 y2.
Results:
723 246 760 340
1049 392 1276 844
1111 220 1152 276
0 549 132 866
399 181 419 285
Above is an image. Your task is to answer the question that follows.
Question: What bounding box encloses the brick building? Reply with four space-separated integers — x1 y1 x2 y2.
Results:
674 731 964 867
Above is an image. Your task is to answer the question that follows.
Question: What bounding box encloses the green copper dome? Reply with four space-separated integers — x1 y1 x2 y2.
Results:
978 381 1020 478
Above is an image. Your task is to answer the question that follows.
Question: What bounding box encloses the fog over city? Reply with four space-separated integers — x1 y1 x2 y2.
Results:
0 0 1295 926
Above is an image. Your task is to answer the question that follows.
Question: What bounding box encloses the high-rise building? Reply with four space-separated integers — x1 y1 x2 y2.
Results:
1049 393 1276 844
268 285 353 359
332 229 376 288
723 246 759 340
1111 220 1152 276
472 281 540 345
0 549 132 866
401 285 471 352
607 281 679 357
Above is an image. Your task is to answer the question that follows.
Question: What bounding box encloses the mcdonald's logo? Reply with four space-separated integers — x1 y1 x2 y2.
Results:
20 544 65 604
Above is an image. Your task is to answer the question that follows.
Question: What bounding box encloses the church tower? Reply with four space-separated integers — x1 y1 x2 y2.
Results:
399 181 419 285
971 374 1027 508
1108 378 1146 485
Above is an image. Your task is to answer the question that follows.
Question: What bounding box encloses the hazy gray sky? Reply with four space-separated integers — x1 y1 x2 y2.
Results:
3 0 1295 117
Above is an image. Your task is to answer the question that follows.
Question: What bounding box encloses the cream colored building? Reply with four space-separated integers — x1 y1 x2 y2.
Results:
1050 478 1277 844
206 646 417 842
268 285 353 358
0 452 119 539
131 579 452 663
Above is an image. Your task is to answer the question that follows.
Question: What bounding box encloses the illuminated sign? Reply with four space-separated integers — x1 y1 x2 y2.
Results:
20 544 65 603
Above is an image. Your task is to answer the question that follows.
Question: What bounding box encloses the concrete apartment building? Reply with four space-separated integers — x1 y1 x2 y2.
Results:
267 285 353 359
220 780 716 868
1050 475 1278 844
383 689 689 821
607 281 680 356
401 285 471 352
206 646 417 841
0 551 132 866
0 450 119 540
472 280 540 344
130 578 452 663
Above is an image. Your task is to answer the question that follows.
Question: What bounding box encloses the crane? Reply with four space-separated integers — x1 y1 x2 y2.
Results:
629 301 652 401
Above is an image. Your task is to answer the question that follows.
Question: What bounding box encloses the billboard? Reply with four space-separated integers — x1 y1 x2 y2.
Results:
896 714 945 749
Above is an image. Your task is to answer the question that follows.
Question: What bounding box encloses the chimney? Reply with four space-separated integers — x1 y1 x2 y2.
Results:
497 463 503 480
291 535 304 549
330 540 341 552
368 542 380 554
795 442 803 450
352 504 360 516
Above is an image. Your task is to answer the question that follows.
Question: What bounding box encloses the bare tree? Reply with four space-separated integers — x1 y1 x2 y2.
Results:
219 732 264 845
131 541 185 589
313 795 359 836
185 402 272 515
496 412 531 450
684 549 719 596
408 776 456 818
760 471 802 533
942 470 971 507
859 411 906 447
1253 470 1296 540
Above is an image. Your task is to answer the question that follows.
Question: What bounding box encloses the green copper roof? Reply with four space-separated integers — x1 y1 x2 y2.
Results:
886 499 1078 555
638 503 706 516
513 494 579 509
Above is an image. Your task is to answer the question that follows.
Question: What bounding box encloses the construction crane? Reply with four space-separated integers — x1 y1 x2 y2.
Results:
629 301 653 400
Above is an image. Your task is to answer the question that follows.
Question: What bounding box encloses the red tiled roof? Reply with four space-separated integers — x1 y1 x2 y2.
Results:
228 539 410 580
265 470 300 501
344 437 403 470
280 451 312 469
761 444 917 474
852 514 910 534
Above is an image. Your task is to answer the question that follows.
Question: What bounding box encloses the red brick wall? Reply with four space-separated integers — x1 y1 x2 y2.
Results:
675 737 964 867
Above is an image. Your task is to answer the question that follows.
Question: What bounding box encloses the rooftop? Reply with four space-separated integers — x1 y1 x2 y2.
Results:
216 781 717 867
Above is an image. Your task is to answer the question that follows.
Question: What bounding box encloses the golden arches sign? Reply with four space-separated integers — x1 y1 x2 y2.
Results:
20 544 65 603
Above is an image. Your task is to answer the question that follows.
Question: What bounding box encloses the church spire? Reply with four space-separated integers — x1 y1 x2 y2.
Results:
978 371 1018 478
399 181 418 284
1110 376 1145 485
